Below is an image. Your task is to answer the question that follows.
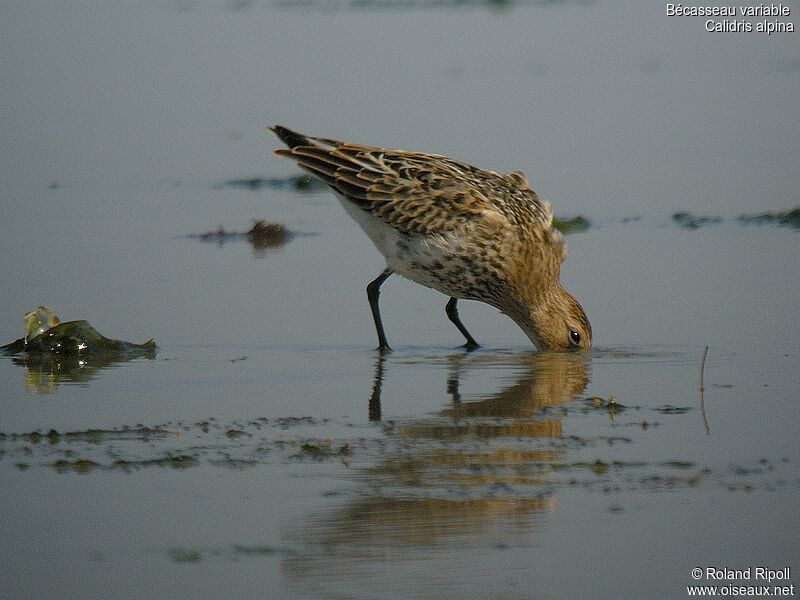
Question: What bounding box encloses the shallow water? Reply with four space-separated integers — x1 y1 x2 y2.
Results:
1 2 798 599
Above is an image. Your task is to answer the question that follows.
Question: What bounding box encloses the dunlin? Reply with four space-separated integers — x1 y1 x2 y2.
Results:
270 125 591 351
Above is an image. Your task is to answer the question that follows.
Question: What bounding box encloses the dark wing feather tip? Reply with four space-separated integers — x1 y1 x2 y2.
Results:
270 125 310 149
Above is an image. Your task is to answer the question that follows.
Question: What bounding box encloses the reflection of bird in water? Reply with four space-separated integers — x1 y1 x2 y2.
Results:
369 349 590 423
443 350 590 415
393 350 589 441
356 351 589 523
271 125 591 351
369 350 591 494
283 351 591 589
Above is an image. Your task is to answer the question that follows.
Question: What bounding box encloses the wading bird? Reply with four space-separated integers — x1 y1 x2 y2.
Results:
270 125 591 352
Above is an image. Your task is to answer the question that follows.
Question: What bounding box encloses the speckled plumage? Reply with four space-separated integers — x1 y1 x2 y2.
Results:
270 125 591 351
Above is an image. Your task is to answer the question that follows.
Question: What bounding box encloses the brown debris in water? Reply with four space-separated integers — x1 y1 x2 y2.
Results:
189 219 291 254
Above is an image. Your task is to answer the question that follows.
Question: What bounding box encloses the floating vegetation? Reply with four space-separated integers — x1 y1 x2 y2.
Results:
53 459 100 474
581 396 631 423
654 405 693 415
0 418 346 474
275 416 322 429
165 543 295 565
737 207 800 230
1 413 791 499
188 219 293 255
2 307 156 393
247 220 290 248
8 425 176 445
2 306 155 357
128 455 196 471
669 207 800 231
298 440 353 459
224 428 250 440
231 544 280 557
552 215 591 234
661 460 695 469
585 396 625 411
671 211 722 229
51 454 198 473
169 548 202 564
220 174 326 193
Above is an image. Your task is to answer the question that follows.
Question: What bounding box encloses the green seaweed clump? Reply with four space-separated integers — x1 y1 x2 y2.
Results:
737 207 800 229
169 548 202 563
655 405 693 415
299 440 352 458
53 459 100 474
672 212 722 229
552 215 591 234
2 307 156 393
2 307 155 357
232 544 278 557
221 174 326 193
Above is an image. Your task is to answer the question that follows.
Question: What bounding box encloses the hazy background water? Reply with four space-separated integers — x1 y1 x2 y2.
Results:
1 2 798 599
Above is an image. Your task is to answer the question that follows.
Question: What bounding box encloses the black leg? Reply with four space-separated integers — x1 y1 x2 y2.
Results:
367 268 394 351
445 297 479 351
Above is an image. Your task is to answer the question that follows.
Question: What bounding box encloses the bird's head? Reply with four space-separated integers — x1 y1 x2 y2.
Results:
509 285 592 351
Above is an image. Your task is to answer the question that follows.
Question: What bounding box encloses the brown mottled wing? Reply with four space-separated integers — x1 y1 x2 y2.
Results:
269 125 565 264
270 126 510 236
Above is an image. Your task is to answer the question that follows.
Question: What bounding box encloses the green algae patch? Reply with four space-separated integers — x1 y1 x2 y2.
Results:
662 460 696 470
552 460 648 475
169 548 202 563
137 454 198 470
552 215 591 234
53 459 100 474
166 544 294 564
585 396 627 412
220 174 326 193
210 457 259 470
300 440 334 457
224 429 250 440
15 426 175 445
48 453 198 473
232 544 279 557
672 212 722 229
737 207 800 229
298 440 353 459
655 405 693 415
276 416 321 429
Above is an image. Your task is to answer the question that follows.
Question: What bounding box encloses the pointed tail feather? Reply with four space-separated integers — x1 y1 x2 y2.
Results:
269 125 311 149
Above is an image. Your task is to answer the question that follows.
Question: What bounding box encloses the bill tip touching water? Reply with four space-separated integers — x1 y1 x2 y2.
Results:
270 125 591 352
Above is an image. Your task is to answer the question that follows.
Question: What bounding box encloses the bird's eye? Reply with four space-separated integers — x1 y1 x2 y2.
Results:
569 330 581 346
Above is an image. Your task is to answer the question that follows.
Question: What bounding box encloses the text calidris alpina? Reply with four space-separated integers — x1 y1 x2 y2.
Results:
270 125 591 352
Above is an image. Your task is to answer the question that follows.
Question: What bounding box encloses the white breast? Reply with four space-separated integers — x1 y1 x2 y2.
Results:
335 194 477 298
